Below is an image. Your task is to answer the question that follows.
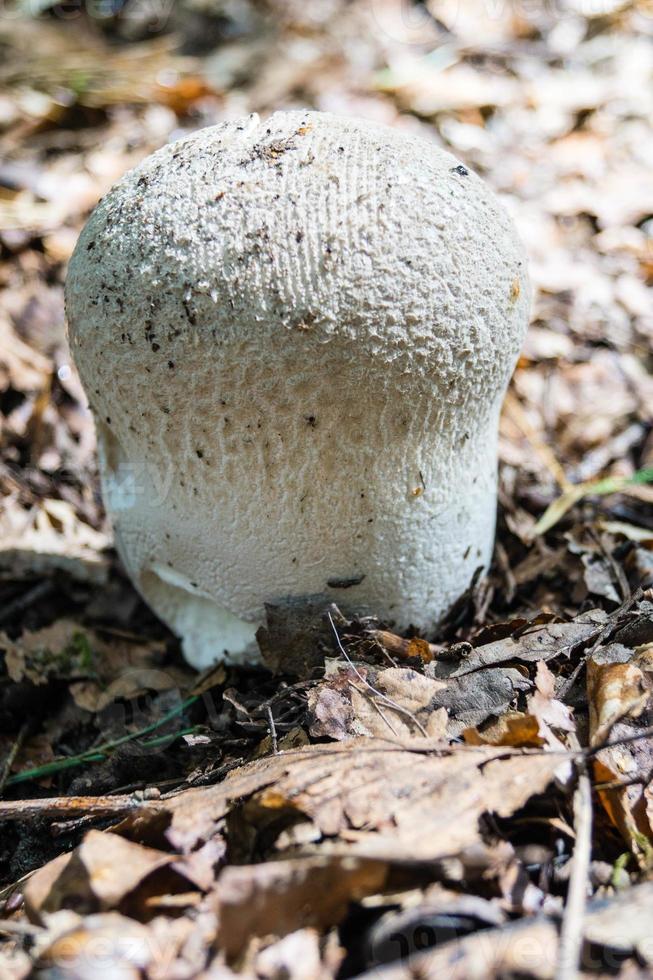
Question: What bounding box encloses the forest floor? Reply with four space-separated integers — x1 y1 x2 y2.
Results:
1 2 653 977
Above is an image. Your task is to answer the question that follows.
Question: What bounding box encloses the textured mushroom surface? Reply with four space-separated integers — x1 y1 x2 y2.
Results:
66 110 530 669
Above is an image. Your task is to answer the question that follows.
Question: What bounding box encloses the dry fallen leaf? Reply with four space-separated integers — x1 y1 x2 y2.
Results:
309 664 448 740
155 739 565 862
24 831 180 920
449 611 607 677
34 912 161 977
588 644 653 861
253 927 333 980
0 498 109 584
214 856 387 958
588 644 649 745
1 618 188 714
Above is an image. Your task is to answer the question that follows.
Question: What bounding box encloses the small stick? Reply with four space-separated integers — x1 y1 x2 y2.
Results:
0 722 29 796
0 919 42 936
0 581 53 626
555 735 592 980
266 705 279 755
347 680 399 738
367 629 442 664
0 793 154 821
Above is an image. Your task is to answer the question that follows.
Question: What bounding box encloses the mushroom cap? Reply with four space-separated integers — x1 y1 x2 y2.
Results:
66 110 530 668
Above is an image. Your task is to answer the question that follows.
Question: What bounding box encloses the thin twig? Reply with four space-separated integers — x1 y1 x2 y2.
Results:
503 390 571 490
327 612 429 737
0 721 29 796
347 680 400 737
0 793 158 821
0 580 53 626
586 722 653 756
266 705 278 754
556 735 592 980
0 919 42 936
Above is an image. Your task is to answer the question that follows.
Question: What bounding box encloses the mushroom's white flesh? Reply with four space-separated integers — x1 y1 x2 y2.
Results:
66 110 530 669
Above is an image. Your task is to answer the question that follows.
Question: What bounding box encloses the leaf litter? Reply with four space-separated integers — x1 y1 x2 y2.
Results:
1 0 653 976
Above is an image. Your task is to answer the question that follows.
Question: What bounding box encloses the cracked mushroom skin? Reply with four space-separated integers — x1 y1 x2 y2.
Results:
65 110 530 669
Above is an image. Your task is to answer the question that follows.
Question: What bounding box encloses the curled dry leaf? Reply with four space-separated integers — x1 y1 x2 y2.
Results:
157 739 564 862
588 644 650 745
449 611 607 677
463 712 547 748
588 644 653 861
23 831 180 920
367 629 441 664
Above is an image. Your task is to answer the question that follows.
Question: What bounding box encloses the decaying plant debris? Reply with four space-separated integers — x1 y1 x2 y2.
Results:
1 1 653 977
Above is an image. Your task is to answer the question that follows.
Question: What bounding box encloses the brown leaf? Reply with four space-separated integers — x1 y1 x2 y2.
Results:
463 712 545 748
22 851 72 921
214 856 387 958
0 499 109 585
528 662 575 735
2 619 186 711
0 316 51 394
309 666 447 740
588 644 653 860
308 684 355 740
159 740 563 862
426 664 531 735
0 731 55 783
254 928 333 980
588 644 649 745
367 630 440 664
450 611 606 677
36 912 156 976
24 831 177 920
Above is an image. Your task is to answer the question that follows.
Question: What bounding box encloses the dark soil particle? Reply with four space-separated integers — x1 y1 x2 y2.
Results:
327 575 366 589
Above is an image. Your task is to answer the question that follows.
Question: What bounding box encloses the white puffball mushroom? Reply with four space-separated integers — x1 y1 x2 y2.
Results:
66 110 530 670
